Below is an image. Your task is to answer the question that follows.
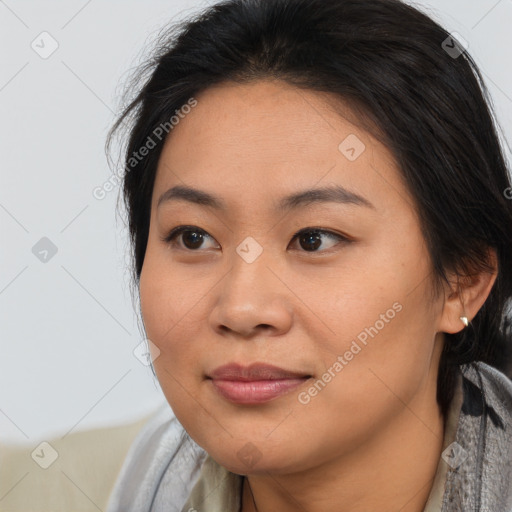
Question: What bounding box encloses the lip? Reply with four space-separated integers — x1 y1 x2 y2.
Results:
207 363 312 404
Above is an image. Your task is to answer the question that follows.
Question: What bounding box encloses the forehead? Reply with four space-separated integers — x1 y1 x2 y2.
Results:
152 79 411 215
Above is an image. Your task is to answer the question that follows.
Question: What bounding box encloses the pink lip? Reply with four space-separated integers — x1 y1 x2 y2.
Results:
208 363 311 404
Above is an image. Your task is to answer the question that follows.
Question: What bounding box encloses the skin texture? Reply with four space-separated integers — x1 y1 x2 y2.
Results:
138 79 497 512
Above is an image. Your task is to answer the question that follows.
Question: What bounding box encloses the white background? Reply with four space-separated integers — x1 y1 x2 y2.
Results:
1 0 511 444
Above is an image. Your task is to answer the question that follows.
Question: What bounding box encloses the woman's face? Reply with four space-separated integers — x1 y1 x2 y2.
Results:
139 79 447 475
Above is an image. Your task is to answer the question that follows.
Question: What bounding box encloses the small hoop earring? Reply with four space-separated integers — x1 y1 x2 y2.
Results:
460 316 469 327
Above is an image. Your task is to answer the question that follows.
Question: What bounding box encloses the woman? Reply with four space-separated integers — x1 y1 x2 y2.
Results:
105 0 512 510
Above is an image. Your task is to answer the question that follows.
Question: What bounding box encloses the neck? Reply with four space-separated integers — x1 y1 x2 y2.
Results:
241 390 444 512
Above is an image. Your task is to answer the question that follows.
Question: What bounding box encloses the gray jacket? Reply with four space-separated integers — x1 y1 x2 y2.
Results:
106 362 512 511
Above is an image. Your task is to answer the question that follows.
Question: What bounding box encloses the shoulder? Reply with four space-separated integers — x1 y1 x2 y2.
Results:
106 403 207 512
454 362 512 510
463 361 512 420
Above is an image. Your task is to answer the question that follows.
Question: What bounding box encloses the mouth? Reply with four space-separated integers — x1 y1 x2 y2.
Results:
207 363 312 404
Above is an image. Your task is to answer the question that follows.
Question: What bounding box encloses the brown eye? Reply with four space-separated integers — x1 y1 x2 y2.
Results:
289 228 349 253
161 226 218 251
161 225 350 253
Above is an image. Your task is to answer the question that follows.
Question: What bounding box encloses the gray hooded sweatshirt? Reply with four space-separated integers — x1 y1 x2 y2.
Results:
106 362 512 512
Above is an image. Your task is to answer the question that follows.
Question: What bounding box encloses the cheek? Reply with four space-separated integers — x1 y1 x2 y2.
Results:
139 243 195 344
139 258 200 421
139 249 208 383
139 258 169 344
294 310 438 460
310 256 440 431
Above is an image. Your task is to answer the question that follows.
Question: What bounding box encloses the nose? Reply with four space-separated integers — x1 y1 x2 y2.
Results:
208 247 293 340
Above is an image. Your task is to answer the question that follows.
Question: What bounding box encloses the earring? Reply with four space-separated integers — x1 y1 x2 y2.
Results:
460 316 469 327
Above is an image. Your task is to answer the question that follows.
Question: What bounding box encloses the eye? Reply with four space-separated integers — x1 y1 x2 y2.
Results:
288 227 350 253
161 225 218 251
160 225 350 253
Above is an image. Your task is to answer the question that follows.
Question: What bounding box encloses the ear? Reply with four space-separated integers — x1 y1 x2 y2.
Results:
437 248 498 334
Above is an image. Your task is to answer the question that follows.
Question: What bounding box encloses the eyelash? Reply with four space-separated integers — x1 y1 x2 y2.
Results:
160 225 351 254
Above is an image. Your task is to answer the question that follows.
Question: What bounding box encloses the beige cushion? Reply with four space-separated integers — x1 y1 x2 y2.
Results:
0 413 153 512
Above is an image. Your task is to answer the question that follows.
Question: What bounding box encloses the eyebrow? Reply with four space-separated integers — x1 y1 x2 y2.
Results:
157 184 375 212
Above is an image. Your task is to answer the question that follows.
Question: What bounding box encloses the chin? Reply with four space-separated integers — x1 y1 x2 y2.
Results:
210 451 287 476
203 437 315 477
